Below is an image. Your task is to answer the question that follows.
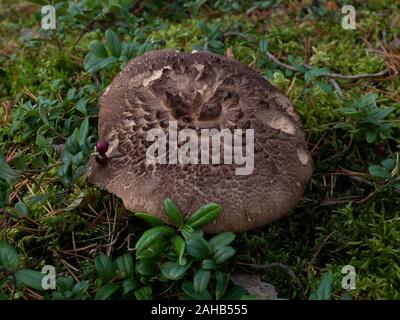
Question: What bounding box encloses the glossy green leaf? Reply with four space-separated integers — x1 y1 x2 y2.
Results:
309 271 333 300
160 261 190 280
194 268 211 294
38 104 49 126
89 40 108 58
78 118 89 144
186 203 221 228
135 225 175 253
213 246 236 264
134 286 152 300
164 197 183 226
185 237 212 260
369 165 391 179
94 283 120 300
0 155 20 180
15 269 44 291
0 240 19 271
136 261 157 276
181 225 204 240
215 271 229 300
114 254 134 279
259 39 268 53
201 259 216 271
182 282 212 300
134 212 164 226
209 232 236 253
105 29 122 57
171 235 186 265
135 238 167 262
381 159 395 171
15 201 29 216
122 278 140 296
222 285 246 300
365 128 377 143
95 254 115 283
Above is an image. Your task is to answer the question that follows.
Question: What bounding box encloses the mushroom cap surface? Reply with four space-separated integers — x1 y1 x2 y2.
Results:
86 49 313 233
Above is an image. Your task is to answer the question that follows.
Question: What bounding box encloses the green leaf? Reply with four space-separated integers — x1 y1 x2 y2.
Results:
201 259 216 271
114 254 134 279
72 281 89 296
309 271 333 300
213 246 236 264
78 118 89 144
259 39 268 53
0 155 20 180
38 104 49 126
135 225 175 253
121 42 138 59
363 107 395 124
369 165 391 179
89 40 109 58
105 29 122 57
380 158 395 171
181 225 204 240
160 261 190 280
67 88 76 100
186 203 221 228
182 282 212 300
194 268 211 294
304 67 330 83
134 212 164 226
365 128 377 143
122 278 140 296
316 80 333 94
36 134 47 150
135 238 167 262
164 198 183 226
84 54 118 73
56 276 74 291
185 237 212 260
76 98 87 115
0 240 19 271
71 151 85 165
171 235 186 266
334 122 353 130
98 56 119 70
15 201 29 216
95 254 115 283
215 271 229 300
136 261 157 276
209 232 235 253
134 286 152 300
95 283 120 300
15 269 44 291
222 285 246 300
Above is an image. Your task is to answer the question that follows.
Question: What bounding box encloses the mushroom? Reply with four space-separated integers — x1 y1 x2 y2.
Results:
86 49 313 233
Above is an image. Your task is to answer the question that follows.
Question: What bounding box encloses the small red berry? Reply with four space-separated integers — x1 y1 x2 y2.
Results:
377 144 386 157
96 140 109 156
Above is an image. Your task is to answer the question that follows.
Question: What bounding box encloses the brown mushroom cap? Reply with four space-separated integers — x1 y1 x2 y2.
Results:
86 49 313 233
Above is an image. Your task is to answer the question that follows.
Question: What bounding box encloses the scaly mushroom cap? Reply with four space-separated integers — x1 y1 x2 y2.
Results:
86 49 313 233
